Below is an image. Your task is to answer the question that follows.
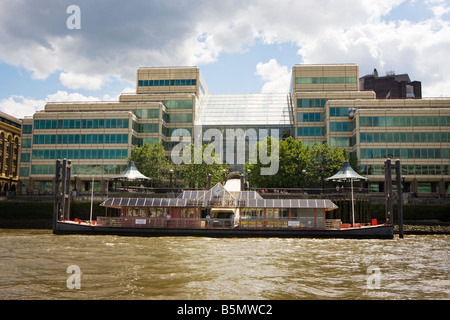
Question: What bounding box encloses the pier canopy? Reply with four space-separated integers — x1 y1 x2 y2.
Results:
113 161 150 181
325 161 367 182
326 161 367 227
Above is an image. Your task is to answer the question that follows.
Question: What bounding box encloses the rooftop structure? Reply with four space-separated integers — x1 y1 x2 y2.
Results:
359 69 422 99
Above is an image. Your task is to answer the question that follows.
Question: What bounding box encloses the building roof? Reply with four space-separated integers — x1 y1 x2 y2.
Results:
0 111 22 129
101 180 338 210
196 93 291 126
100 196 338 210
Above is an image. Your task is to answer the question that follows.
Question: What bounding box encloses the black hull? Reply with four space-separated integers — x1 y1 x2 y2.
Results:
54 221 394 239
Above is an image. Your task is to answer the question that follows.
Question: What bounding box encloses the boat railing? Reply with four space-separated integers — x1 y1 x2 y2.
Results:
96 216 344 230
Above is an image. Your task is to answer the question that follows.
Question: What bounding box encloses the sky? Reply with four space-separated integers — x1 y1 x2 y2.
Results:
0 0 449 119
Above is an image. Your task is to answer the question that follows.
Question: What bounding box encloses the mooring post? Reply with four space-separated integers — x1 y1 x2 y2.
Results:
53 159 61 232
60 159 67 221
395 160 404 238
64 160 72 221
384 159 393 225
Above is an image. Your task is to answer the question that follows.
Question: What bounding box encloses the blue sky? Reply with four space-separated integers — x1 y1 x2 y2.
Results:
0 0 449 119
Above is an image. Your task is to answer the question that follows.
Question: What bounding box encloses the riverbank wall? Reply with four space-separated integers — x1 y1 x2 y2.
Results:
0 198 448 234
0 200 105 229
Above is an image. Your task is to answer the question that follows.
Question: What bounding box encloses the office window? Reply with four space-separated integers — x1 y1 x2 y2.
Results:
297 127 323 136
296 77 357 84
135 109 159 118
330 137 350 147
22 138 32 148
20 153 31 163
167 113 193 123
297 112 323 122
330 107 350 117
140 79 197 86
330 121 353 132
164 100 193 110
22 125 32 134
297 98 327 108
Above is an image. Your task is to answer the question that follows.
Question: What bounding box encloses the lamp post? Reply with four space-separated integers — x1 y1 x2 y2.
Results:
222 169 227 184
247 169 251 190
169 169 174 191
301 169 306 193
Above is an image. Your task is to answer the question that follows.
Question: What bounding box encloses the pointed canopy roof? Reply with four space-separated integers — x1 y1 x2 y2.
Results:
113 161 150 181
325 161 368 181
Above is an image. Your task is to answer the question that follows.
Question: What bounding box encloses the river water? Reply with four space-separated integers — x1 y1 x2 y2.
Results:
0 229 448 300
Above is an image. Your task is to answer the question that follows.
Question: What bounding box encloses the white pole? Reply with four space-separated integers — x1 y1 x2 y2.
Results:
351 178 355 227
90 176 94 223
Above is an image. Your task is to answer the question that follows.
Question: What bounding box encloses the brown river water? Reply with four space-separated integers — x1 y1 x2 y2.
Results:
0 229 448 300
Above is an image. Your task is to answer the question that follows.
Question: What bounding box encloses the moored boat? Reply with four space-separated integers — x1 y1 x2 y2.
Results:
53 178 393 239
52 159 394 239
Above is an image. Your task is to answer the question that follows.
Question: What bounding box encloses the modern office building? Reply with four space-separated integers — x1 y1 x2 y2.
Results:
18 64 450 196
0 111 21 195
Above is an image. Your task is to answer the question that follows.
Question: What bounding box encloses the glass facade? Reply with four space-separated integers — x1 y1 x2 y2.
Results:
32 133 128 145
297 126 323 136
297 112 323 122
297 98 327 108
360 132 449 143
359 116 449 127
163 100 193 110
138 79 197 87
197 93 289 126
329 121 354 132
361 148 449 159
34 118 129 130
295 77 357 84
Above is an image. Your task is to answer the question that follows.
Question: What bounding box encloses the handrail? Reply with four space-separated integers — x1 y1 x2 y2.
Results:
95 216 341 230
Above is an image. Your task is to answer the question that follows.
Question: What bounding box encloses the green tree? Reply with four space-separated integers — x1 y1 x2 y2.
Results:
245 137 280 188
306 143 346 187
246 138 346 189
279 137 310 188
178 143 229 188
246 137 310 188
129 142 173 187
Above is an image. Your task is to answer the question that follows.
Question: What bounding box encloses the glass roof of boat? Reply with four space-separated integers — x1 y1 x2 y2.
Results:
100 197 337 210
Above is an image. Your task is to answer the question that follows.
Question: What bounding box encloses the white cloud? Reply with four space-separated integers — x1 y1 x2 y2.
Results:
0 96 44 120
46 91 101 103
59 72 106 90
0 0 449 97
297 15 450 97
255 59 291 93
0 91 102 119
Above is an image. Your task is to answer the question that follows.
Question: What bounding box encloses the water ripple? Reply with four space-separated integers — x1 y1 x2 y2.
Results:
0 230 448 300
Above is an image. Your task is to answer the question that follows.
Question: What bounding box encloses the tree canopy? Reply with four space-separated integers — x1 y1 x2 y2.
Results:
177 143 229 188
245 137 347 188
128 142 172 187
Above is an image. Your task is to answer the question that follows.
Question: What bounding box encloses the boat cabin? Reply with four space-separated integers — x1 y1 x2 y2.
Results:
100 178 338 230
